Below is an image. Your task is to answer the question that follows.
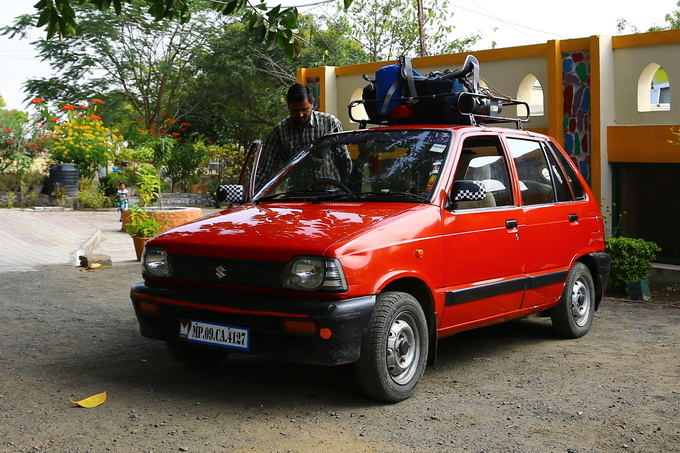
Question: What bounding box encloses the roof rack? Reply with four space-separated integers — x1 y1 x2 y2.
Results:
348 91 531 130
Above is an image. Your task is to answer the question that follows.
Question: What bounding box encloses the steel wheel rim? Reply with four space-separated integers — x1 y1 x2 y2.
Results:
570 277 591 327
386 311 421 385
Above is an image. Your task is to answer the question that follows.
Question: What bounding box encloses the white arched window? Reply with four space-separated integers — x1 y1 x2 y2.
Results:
638 63 670 112
349 87 368 123
517 74 544 117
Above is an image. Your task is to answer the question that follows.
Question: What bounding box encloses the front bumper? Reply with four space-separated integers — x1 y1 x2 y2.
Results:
130 281 376 366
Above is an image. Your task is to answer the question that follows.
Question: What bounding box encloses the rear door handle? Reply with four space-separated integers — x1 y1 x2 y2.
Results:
568 214 579 222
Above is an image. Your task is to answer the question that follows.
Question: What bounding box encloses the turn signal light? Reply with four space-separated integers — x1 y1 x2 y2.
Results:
283 320 317 334
138 301 160 314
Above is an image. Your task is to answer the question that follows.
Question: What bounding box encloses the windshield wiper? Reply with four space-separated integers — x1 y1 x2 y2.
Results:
255 189 334 204
354 191 428 202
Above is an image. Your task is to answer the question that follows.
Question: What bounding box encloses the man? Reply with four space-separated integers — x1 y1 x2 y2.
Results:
255 83 343 189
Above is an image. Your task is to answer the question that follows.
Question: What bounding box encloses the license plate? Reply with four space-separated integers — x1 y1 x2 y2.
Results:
179 320 250 351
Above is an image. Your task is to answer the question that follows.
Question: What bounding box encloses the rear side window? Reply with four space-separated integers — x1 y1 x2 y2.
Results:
547 141 587 200
507 138 556 205
542 142 573 202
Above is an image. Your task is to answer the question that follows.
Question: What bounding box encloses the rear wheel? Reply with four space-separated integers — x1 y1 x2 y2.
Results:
167 341 229 366
356 291 428 402
551 262 595 338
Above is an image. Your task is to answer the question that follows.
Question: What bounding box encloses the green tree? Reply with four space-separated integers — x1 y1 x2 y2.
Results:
26 0 305 56
177 15 368 148
5 1 220 135
618 1 680 33
648 0 680 30
333 0 480 61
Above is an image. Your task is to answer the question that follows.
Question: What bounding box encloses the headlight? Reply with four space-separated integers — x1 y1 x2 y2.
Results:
142 247 171 278
283 256 348 292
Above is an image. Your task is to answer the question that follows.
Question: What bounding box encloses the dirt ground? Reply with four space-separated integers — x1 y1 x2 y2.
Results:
1 262 678 453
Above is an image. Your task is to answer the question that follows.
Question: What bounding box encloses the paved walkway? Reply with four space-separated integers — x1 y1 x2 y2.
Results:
0 208 219 272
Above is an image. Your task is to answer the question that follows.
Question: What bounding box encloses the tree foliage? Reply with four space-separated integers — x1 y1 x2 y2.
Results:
333 0 480 61
28 0 306 57
176 15 368 148
6 1 220 135
618 1 680 33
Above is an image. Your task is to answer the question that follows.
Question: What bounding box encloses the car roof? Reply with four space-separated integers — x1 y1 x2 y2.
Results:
363 123 551 140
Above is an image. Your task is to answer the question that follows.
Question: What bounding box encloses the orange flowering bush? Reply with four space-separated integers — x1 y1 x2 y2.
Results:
40 99 124 181
0 108 52 173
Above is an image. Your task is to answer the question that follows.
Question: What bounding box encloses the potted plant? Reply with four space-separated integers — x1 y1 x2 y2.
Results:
124 207 167 261
605 237 661 300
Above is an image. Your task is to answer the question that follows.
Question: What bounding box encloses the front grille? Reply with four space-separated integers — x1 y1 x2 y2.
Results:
169 255 287 288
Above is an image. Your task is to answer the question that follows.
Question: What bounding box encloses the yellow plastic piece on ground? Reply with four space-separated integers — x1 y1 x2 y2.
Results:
70 391 107 408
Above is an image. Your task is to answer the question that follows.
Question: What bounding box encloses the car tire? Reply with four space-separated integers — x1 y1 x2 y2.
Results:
356 291 428 402
166 340 229 366
551 262 595 338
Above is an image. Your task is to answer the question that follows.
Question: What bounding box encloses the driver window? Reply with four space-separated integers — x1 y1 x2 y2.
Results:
453 136 513 209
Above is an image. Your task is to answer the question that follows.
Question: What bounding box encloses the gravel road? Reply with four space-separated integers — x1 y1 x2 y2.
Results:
1 262 678 453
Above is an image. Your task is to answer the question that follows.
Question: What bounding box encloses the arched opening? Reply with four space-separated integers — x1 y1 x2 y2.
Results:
349 87 368 123
638 63 671 112
517 74 544 117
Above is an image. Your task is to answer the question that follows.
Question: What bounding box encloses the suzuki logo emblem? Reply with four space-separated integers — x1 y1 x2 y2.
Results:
215 265 227 279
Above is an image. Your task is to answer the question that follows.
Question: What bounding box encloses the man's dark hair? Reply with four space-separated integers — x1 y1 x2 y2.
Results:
286 83 313 104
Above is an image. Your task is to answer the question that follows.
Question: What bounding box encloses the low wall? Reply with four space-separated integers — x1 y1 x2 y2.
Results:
121 206 203 234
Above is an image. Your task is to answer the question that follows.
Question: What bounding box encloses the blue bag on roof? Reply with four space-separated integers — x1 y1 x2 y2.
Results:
361 55 491 123
362 61 421 121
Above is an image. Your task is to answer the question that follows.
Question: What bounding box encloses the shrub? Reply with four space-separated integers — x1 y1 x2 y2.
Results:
124 207 166 238
136 163 160 207
77 188 113 209
605 237 661 294
4 191 16 208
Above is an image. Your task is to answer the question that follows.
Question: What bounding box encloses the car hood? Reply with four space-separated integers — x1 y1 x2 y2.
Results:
151 202 419 261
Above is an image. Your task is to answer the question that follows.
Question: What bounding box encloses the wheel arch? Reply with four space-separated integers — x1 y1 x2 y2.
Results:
575 253 608 310
382 277 438 364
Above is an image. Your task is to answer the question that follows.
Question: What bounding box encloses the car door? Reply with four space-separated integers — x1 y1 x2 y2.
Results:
440 134 526 332
505 136 587 308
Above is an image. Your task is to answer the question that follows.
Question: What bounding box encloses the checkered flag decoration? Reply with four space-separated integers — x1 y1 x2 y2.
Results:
216 184 244 203
453 180 486 201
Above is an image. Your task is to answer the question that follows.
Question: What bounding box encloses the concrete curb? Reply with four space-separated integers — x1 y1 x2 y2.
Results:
73 228 102 266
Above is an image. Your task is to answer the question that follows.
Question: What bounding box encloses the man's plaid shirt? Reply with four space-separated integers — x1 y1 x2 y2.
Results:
256 110 343 189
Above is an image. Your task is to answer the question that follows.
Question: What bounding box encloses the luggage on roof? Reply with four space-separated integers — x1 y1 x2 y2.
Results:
350 55 530 128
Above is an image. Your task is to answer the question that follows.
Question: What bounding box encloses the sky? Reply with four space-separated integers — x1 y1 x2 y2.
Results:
0 0 678 112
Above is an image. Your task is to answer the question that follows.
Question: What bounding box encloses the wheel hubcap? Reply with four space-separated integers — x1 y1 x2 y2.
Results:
386 314 420 384
570 277 591 327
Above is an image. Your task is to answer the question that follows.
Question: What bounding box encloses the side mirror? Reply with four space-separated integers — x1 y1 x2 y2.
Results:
216 184 244 203
447 180 486 209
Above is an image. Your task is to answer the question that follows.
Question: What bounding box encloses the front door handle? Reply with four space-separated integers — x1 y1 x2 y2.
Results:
506 219 518 229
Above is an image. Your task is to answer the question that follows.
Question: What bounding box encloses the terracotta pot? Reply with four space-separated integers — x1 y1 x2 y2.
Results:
189 184 199 194
132 236 151 261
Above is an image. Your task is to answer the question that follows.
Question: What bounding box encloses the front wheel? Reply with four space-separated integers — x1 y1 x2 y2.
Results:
356 291 428 402
551 262 595 338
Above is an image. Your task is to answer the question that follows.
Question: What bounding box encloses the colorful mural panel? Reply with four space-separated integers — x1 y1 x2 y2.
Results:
562 51 591 183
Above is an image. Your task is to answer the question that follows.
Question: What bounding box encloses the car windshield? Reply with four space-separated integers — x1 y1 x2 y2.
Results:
254 129 452 203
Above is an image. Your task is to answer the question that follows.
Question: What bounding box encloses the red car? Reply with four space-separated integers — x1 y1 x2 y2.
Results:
130 122 610 402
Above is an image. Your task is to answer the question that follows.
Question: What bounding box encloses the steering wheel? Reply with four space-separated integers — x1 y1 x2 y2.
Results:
308 178 352 194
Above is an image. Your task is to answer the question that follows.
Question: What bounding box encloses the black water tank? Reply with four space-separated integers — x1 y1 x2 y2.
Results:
49 163 80 197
